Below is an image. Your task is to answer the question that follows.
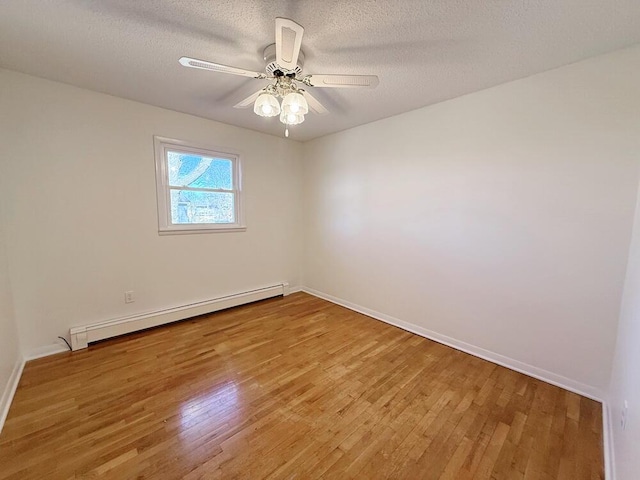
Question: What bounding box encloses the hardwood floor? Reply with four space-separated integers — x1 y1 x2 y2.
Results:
0 293 603 479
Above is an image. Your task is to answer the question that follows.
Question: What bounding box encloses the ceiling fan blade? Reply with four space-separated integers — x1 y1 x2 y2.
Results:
233 89 265 109
302 90 328 115
304 74 379 88
179 57 266 79
275 18 304 71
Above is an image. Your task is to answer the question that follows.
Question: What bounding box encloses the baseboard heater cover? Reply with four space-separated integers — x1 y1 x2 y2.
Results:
69 283 289 350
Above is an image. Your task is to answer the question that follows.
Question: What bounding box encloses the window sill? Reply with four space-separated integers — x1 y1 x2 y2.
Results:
158 226 247 235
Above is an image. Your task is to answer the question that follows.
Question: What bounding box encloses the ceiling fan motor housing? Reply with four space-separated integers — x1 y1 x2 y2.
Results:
263 43 304 77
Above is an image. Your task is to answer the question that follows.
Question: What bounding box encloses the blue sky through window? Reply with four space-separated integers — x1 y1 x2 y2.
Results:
167 152 233 189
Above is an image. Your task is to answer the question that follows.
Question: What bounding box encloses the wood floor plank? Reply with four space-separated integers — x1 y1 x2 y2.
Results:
0 293 604 479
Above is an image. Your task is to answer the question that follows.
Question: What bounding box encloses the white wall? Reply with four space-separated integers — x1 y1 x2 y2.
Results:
302 45 640 394
609 183 640 480
0 69 303 352
0 194 20 424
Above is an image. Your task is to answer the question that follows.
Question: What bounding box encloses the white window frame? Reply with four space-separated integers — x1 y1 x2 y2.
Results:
153 136 245 234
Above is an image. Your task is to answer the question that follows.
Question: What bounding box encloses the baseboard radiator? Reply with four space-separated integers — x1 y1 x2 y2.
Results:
69 283 290 350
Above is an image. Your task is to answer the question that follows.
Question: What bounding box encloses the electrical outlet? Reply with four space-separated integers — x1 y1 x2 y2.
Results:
125 291 135 303
621 400 629 430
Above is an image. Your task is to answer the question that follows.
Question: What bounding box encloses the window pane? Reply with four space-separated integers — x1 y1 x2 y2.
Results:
170 190 235 224
167 151 233 189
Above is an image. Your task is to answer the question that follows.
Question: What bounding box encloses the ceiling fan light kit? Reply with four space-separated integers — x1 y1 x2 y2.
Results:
253 79 309 125
280 111 304 126
282 91 308 115
254 91 280 117
179 17 379 138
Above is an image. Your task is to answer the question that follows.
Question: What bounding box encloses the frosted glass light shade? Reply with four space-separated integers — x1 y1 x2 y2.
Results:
254 93 280 117
281 92 309 115
279 110 305 125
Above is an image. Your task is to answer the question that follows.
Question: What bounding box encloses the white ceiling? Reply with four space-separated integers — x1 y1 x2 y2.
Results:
1 1 639 142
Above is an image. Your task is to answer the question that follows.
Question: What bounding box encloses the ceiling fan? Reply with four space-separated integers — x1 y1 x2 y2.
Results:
179 18 379 137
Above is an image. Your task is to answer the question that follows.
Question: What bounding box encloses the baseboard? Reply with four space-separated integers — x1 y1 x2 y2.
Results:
70 283 289 350
602 401 616 480
0 356 24 434
301 287 604 402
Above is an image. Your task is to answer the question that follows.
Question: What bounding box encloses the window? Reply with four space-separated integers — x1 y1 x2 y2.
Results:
154 136 244 234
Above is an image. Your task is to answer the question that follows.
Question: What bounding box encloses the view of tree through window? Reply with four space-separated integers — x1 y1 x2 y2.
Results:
167 152 235 224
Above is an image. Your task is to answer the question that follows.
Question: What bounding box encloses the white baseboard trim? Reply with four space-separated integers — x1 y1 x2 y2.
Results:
602 401 616 480
288 285 303 294
0 356 24 434
302 287 604 402
70 283 289 350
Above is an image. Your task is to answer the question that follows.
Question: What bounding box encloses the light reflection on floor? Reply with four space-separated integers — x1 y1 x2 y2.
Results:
178 381 241 438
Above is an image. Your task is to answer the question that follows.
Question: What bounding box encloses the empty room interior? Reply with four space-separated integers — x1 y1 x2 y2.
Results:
1 1 639 479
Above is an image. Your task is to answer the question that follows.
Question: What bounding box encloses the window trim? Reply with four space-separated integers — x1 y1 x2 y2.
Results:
153 136 245 234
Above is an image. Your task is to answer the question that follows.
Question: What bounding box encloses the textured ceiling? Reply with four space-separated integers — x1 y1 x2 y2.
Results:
1 1 639 141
